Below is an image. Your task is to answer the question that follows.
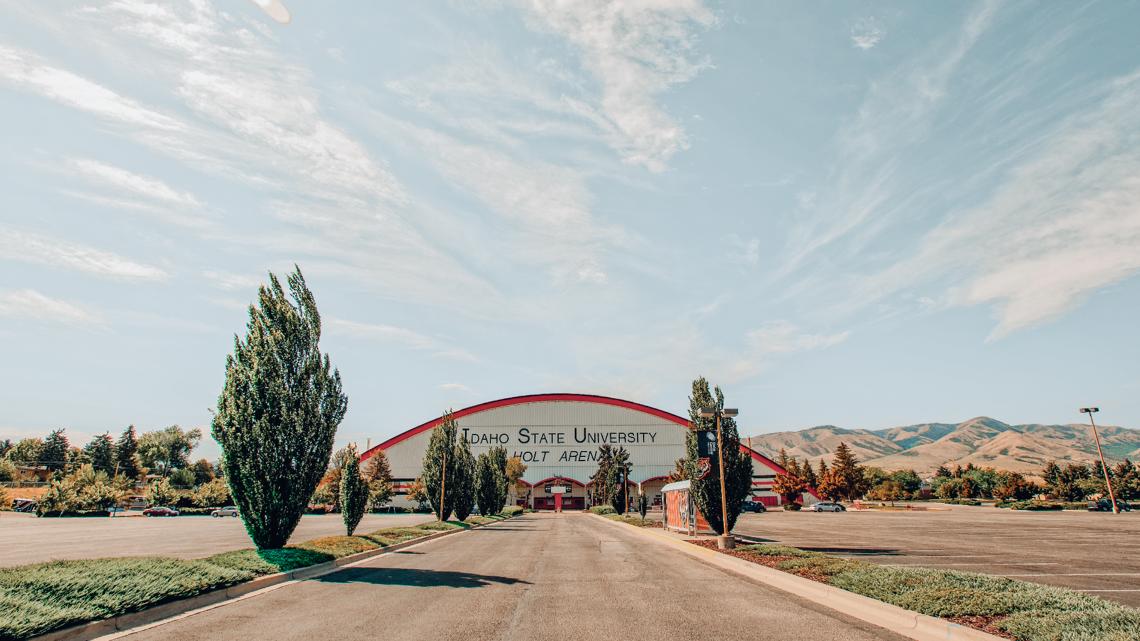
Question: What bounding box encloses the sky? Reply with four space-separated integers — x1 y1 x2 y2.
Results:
1 0 1139 461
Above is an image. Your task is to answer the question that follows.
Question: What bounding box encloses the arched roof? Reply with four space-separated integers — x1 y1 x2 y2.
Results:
359 393 814 497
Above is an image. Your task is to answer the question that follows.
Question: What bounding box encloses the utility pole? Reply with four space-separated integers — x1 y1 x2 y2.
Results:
1081 407 1119 514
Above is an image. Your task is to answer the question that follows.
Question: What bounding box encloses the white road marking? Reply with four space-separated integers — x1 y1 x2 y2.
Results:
1000 573 1140 577
884 562 1060 566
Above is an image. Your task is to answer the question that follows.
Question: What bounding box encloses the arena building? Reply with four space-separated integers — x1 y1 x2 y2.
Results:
360 393 817 510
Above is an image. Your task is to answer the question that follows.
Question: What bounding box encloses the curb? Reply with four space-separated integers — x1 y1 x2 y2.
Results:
587 513 1003 641
30 522 488 641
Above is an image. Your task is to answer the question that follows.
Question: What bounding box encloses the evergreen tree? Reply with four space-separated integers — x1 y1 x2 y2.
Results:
212 267 348 549
801 457 818 489
487 446 510 512
611 446 631 514
339 445 368 535
114 426 141 480
452 435 476 521
934 465 952 479
590 444 617 505
41 429 70 472
685 377 752 534
637 491 648 518
83 434 116 476
830 442 868 500
423 411 460 520
475 452 503 516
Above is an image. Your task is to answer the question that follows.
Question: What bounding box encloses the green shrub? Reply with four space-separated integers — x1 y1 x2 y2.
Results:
298 536 378 557
205 548 332 574
999 607 1140 641
1006 500 1063 511
371 527 429 540
589 505 616 515
500 505 523 517
0 557 251 640
783 502 802 511
416 521 461 531
776 556 860 578
339 445 368 536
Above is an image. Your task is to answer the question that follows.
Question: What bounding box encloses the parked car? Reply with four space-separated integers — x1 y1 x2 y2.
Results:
740 500 767 513
211 506 239 518
807 501 846 512
1087 499 1132 512
142 506 180 517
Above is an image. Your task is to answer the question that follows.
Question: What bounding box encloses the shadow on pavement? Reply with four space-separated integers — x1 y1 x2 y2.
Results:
798 547 900 556
319 567 531 588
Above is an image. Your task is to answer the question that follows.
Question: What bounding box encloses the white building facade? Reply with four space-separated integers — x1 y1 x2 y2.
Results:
361 394 816 510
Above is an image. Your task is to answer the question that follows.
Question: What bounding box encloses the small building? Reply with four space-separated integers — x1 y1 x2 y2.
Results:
662 480 713 534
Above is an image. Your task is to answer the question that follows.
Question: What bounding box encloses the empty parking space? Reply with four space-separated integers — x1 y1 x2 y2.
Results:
0 512 430 567
733 506 1140 607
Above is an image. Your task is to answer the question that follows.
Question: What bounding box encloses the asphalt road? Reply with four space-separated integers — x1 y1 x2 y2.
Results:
123 512 908 641
0 512 429 566
734 505 1140 607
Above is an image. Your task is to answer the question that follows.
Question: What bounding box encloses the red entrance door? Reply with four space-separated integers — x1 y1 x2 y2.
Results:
554 493 563 512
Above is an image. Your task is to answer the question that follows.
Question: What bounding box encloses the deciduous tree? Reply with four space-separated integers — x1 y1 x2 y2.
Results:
138 426 202 477
212 267 348 549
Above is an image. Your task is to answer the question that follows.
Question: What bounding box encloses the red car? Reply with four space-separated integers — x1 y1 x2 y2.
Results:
142 506 180 517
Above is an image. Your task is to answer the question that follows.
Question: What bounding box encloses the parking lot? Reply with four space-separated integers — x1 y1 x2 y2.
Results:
0 512 431 567
734 504 1140 607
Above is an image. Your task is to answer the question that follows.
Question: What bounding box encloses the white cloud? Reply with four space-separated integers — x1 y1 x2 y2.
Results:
0 289 101 325
783 2 998 273
0 44 183 131
862 70 1140 337
202 270 264 292
1 2 501 311
850 18 885 51
517 0 716 171
439 383 473 393
0 227 167 281
66 158 200 208
327 318 478 362
746 321 850 355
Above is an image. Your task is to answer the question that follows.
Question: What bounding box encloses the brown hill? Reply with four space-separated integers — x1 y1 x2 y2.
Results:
748 417 1140 475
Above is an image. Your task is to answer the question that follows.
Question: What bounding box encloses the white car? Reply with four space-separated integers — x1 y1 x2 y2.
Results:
211 506 239 517
807 501 846 512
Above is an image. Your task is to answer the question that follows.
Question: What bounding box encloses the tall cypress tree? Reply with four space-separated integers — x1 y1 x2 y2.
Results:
475 452 500 517
452 436 477 521
212 267 348 549
487 445 509 512
84 433 115 476
685 377 752 534
339 444 368 536
114 426 141 480
422 412 459 520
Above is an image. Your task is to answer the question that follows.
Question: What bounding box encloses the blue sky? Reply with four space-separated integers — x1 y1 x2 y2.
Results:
2 1 1138 460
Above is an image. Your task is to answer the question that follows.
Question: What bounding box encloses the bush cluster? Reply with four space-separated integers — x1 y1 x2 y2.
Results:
588 505 616 515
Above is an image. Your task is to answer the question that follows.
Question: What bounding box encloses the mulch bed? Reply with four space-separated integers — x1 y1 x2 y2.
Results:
687 538 1009 639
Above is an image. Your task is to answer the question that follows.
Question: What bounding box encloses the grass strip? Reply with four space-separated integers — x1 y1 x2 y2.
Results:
0 511 519 640
720 543 1140 641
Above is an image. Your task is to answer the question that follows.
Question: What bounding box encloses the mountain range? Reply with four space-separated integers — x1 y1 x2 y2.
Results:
747 417 1140 475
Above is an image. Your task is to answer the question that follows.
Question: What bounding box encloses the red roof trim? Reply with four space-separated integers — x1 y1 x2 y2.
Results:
360 393 690 462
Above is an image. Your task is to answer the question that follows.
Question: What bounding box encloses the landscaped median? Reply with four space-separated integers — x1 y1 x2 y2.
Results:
587 504 660 527
0 508 523 641
592 512 1140 641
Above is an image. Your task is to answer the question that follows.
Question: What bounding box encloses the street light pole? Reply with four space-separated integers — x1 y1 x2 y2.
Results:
714 411 732 550
1081 407 1119 514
